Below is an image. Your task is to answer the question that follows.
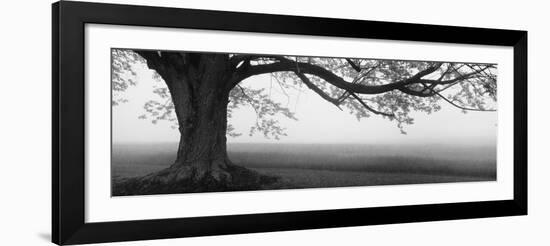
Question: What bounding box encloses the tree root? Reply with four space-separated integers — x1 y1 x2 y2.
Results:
112 160 279 196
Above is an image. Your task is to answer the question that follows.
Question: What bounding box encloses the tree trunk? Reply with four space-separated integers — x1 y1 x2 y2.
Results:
169 79 234 183
113 53 278 195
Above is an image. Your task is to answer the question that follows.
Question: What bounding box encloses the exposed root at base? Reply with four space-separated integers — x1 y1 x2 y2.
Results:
112 162 279 196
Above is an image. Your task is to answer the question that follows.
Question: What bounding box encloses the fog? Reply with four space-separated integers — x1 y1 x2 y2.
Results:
112 59 497 145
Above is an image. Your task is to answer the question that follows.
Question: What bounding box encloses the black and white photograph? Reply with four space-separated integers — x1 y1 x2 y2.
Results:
111 49 498 196
2 0 545 245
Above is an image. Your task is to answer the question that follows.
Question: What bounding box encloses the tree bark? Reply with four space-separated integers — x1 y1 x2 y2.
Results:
169 70 233 182
113 53 278 195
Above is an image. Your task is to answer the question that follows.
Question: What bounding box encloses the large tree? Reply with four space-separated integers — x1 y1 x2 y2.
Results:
112 49 497 195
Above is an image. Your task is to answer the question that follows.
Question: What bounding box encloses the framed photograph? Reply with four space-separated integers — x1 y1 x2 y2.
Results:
52 1 527 245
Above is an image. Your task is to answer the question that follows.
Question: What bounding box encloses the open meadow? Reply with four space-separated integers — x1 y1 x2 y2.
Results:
112 142 496 190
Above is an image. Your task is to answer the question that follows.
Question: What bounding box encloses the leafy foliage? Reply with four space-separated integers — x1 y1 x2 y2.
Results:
111 49 142 105
112 49 497 138
229 85 297 139
270 58 496 133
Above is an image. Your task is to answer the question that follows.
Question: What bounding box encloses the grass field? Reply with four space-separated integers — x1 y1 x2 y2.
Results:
112 142 496 190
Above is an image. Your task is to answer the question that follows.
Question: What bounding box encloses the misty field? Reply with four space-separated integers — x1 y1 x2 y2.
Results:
112 142 496 190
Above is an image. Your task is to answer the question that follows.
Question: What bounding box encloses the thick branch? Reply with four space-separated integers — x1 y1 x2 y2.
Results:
337 64 379 103
235 59 441 95
134 50 165 72
133 50 181 88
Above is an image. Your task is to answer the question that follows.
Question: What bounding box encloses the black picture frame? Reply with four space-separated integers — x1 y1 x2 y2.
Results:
52 1 527 245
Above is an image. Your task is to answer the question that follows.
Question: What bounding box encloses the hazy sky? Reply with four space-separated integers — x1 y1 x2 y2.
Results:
112 58 497 145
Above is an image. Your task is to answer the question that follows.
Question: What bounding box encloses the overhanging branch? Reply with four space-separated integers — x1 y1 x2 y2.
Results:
419 81 496 112
349 93 395 117
294 72 343 111
234 58 442 95
345 58 362 72
435 91 496 112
